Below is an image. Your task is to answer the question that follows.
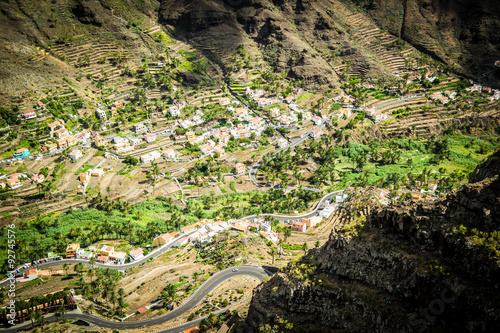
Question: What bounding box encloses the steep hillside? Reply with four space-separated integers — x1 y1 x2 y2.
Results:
469 149 500 183
351 0 500 87
0 0 161 106
247 164 500 332
1 0 499 109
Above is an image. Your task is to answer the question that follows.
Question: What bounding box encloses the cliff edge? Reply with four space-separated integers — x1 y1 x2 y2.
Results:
247 161 500 332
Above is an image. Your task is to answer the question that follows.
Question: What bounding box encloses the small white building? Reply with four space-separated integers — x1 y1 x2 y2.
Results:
68 149 83 161
235 162 246 175
90 168 104 177
277 138 288 148
163 148 178 160
113 136 127 144
129 248 144 261
169 105 180 117
96 108 107 120
128 136 142 146
312 116 322 125
109 251 127 265
310 128 324 139
144 133 156 143
140 150 161 163
320 205 336 218
133 123 148 133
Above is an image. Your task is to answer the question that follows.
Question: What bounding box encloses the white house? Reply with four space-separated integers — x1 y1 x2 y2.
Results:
68 149 83 161
192 115 204 125
113 136 127 144
235 162 246 175
169 105 180 117
200 141 216 156
21 110 37 120
133 123 147 133
129 248 144 261
144 133 156 143
279 115 291 126
310 128 324 139
140 150 161 163
179 119 193 129
109 251 127 265
320 205 336 218
128 136 142 146
96 108 107 120
163 148 178 160
277 138 288 148
312 116 322 125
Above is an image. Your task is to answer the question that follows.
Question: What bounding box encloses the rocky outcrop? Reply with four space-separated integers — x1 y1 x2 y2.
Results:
469 149 500 183
247 177 500 332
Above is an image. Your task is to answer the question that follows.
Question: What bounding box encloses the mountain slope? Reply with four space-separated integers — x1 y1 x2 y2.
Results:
352 0 500 87
247 163 500 332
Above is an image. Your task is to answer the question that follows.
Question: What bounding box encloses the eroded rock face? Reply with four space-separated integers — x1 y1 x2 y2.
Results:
247 177 500 332
469 149 500 183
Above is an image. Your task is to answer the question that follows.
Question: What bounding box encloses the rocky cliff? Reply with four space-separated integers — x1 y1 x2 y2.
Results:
247 170 500 332
469 149 500 183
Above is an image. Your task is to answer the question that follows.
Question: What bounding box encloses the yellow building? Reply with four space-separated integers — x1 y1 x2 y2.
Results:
66 243 80 258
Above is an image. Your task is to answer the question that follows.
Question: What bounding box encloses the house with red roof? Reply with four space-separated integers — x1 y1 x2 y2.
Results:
291 221 306 233
24 269 38 280
129 248 144 261
21 110 37 120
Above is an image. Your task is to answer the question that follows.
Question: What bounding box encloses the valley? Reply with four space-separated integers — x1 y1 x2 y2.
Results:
0 0 499 332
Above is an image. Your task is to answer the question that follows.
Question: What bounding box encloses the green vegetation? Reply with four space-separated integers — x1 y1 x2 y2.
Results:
75 165 94 175
261 133 499 192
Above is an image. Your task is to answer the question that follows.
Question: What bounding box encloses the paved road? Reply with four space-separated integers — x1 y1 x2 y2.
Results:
1 266 268 333
248 124 325 192
0 231 198 288
1 187 342 285
244 190 343 222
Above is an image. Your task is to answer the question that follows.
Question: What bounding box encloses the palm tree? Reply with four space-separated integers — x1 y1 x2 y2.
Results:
109 291 117 311
118 288 125 299
192 271 201 284
75 262 84 274
315 240 321 248
35 310 46 328
270 247 277 265
283 228 291 243
87 303 95 314
62 263 69 276
302 242 308 255
28 309 36 328
87 268 95 282
59 304 66 319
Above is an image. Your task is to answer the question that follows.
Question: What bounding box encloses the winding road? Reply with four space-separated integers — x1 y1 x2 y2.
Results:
248 127 324 193
0 229 198 289
1 266 268 333
0 185 343 332
2 187 344 287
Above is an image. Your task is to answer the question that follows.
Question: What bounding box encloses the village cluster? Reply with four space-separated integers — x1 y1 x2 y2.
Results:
375 182 439 205
11 197 343 280
3 73 499 198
